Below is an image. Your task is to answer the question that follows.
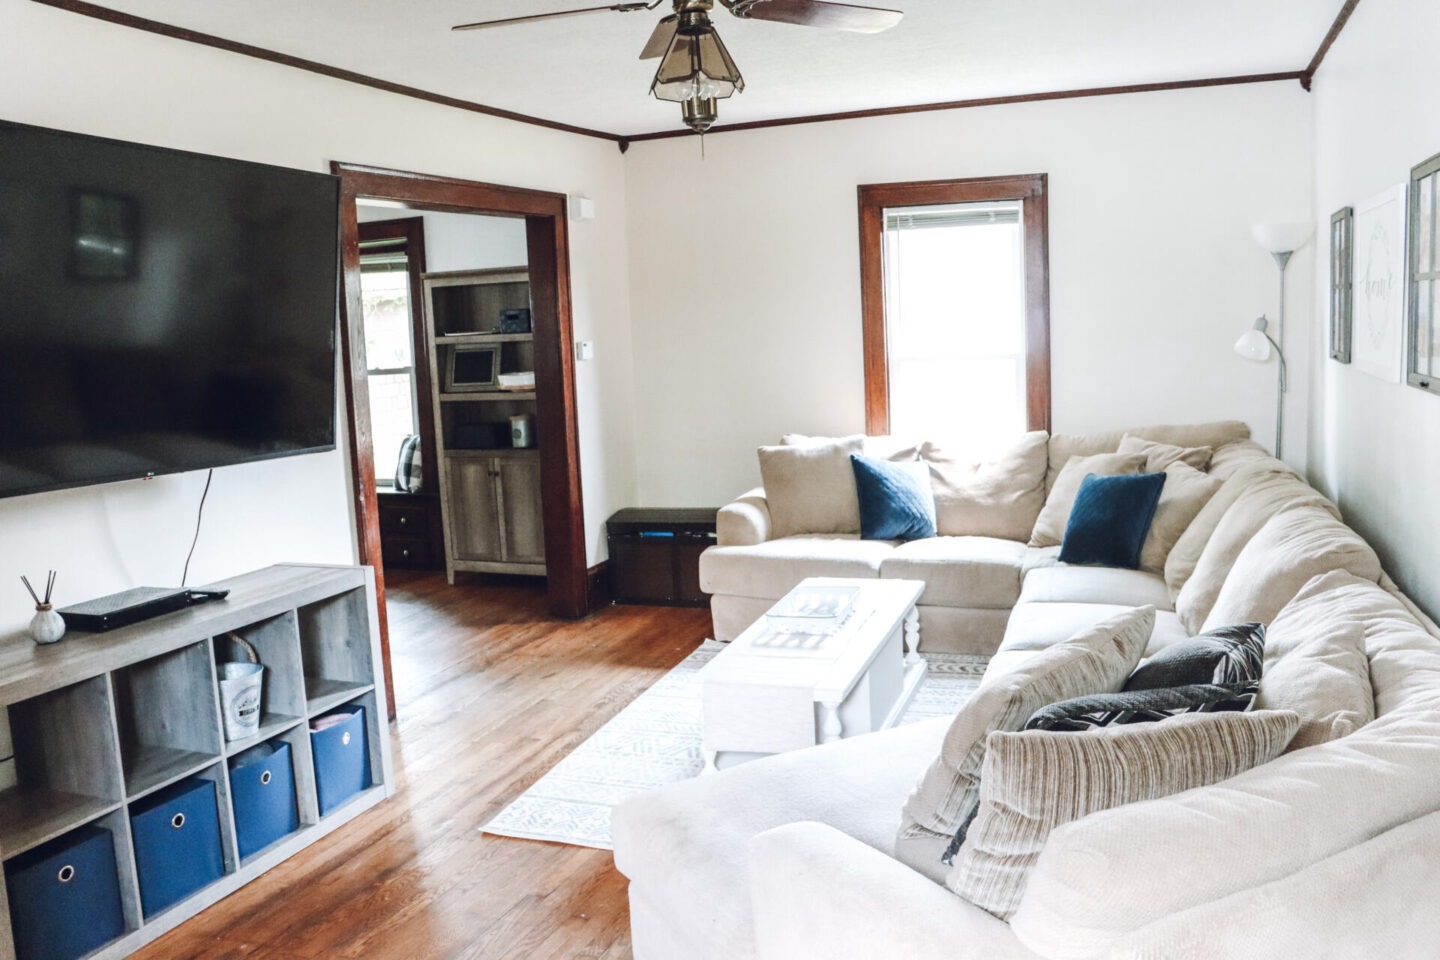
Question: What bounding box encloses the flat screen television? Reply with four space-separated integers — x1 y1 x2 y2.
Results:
0 120 340 499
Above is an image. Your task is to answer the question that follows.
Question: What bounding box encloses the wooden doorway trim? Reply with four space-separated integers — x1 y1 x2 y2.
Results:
333 163 590 701
857 174 1052 435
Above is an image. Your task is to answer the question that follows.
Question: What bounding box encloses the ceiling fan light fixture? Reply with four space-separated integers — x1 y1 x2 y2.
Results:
649 17 744 132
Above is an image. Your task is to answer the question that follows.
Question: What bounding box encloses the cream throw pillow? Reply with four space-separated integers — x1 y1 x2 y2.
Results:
922 432 1048 541
1201 505 1382 633
1116 434 1213 472
1138 462 1222 574
1029 453 1148 547
896 607 1154 876
1258 614 1374 752
949 710 1300 921
757 437 863 538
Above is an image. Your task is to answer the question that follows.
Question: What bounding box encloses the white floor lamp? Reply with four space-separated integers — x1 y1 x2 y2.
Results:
1234 222 1312 460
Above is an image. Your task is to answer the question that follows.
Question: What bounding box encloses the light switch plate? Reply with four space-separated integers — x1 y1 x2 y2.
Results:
575 339 595 361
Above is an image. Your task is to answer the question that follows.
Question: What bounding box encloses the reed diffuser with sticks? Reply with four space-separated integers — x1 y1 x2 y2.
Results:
22 571 64 645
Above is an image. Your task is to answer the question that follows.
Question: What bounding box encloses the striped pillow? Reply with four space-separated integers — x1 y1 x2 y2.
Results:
948 710 1300 920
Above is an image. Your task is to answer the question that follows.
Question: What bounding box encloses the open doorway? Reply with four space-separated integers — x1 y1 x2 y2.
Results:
334 165 589 716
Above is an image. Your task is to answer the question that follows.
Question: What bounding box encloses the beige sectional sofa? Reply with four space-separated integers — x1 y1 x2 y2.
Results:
611 421 1440 959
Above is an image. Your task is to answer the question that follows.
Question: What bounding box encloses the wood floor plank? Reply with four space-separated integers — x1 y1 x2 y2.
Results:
130 573 709 960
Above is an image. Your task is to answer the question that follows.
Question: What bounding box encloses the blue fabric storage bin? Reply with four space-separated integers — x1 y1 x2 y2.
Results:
5 824 126 960
130 777 225 918
230 741 299 859
311 705 369 816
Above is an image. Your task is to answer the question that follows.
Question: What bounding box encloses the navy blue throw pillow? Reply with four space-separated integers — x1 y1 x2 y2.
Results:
1058 472 1166 569
850 454 936 541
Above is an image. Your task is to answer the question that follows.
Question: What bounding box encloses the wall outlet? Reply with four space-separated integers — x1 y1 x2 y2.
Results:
575 340 595 361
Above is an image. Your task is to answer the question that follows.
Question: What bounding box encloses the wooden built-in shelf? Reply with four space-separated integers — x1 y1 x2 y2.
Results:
124 746 216 801
434 332 533 344
223 714 304 758
439 391 537 403
0 787 119 860
304 679 375 718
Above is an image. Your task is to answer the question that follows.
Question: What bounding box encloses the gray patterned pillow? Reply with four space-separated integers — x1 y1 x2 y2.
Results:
1025 681 1258 732
1125 622 1265 691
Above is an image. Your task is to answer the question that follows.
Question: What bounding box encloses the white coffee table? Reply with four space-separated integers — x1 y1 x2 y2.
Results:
698 578 927 772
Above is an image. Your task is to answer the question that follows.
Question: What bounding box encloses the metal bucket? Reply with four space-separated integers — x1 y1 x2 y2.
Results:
218 634 265 741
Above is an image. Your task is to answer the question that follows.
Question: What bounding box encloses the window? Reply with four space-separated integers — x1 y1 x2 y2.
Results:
859 176 1050 456
360 241 420 486
1409 151 1440 393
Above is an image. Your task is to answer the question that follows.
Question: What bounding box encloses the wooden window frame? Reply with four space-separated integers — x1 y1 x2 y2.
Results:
357 216 438 492
858 174 1052 435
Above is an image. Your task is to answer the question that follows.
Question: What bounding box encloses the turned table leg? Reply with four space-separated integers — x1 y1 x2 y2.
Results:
904 606 922 667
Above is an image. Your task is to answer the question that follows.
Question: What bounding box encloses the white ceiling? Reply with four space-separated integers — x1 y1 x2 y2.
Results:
85 0 1341 136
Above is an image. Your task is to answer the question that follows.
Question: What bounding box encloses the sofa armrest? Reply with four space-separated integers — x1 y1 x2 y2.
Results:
717 487 773 546
1106 807 1440 960
749 822 1041 960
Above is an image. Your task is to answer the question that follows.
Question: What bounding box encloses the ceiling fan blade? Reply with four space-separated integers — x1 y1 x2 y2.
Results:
639 16 679 59
727 0 903 33
452 3 654 32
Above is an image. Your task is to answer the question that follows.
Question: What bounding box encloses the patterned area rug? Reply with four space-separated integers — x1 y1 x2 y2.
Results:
481 641 988 850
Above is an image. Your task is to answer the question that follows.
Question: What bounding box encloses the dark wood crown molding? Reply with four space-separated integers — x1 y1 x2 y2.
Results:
1301 0 1362 90
31 0 1362 147
623 72 1306 143
28 0 623 143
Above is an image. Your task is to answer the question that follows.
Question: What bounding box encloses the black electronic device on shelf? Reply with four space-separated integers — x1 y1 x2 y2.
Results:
57 586 230 632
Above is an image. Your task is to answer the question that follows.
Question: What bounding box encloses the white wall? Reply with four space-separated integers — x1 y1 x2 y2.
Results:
624 83 1314 506
355 206 529 272
1308 0 1440 617
0 0 639 637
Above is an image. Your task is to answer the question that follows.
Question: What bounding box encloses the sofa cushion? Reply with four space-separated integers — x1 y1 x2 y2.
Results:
897 607 1154 879
880 537 1027 609
1116 434 1213 471
1016 566 1172 610
851 454 936 541
1206 439 1273 481
758 437 863 538
1024 681 1258 731
1125 622 1266 690
699 536 895 600
1030 453 1148 547
1256 619 1372 753
1058 473 1165 569
951 711 1298 921
1201 505 1382 632
1046 421 1250 491
612 716 950 960
1163 460 1295 598
1138 463 1222 574
1288 571 1440 718
1173 469 1341 632
922 432 1049 541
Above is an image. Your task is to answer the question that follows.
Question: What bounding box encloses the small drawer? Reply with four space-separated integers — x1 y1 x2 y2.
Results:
382 534 433 569
230 741 300 860
311 706 369 817
5 824 126 960
379 502 429 535
130 777 225 917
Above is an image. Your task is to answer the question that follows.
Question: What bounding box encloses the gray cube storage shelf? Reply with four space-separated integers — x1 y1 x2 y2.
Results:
0 564 394 960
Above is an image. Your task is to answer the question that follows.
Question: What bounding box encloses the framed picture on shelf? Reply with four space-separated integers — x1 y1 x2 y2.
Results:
1353 184 1407 383
1406 151 1440 394
444 344 500 392
1329 206 1353 363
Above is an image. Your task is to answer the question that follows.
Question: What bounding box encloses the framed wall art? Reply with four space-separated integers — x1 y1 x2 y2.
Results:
1329 206 1353 363
1352 184 1407 383
1407 151 1440 394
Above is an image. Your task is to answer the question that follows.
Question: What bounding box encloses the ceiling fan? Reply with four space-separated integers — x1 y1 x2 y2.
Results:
453 0 904 133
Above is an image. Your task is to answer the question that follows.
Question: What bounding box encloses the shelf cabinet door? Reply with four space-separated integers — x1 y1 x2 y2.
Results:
496 458 545 566
445 459 504 563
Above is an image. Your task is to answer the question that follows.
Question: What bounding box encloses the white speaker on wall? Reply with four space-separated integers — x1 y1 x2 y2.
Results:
568 195 596 221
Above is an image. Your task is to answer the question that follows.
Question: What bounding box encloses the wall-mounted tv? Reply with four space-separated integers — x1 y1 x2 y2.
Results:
0 120 340 499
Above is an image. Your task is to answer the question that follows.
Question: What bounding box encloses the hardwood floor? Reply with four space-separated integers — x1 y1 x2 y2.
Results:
132 571 711 960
